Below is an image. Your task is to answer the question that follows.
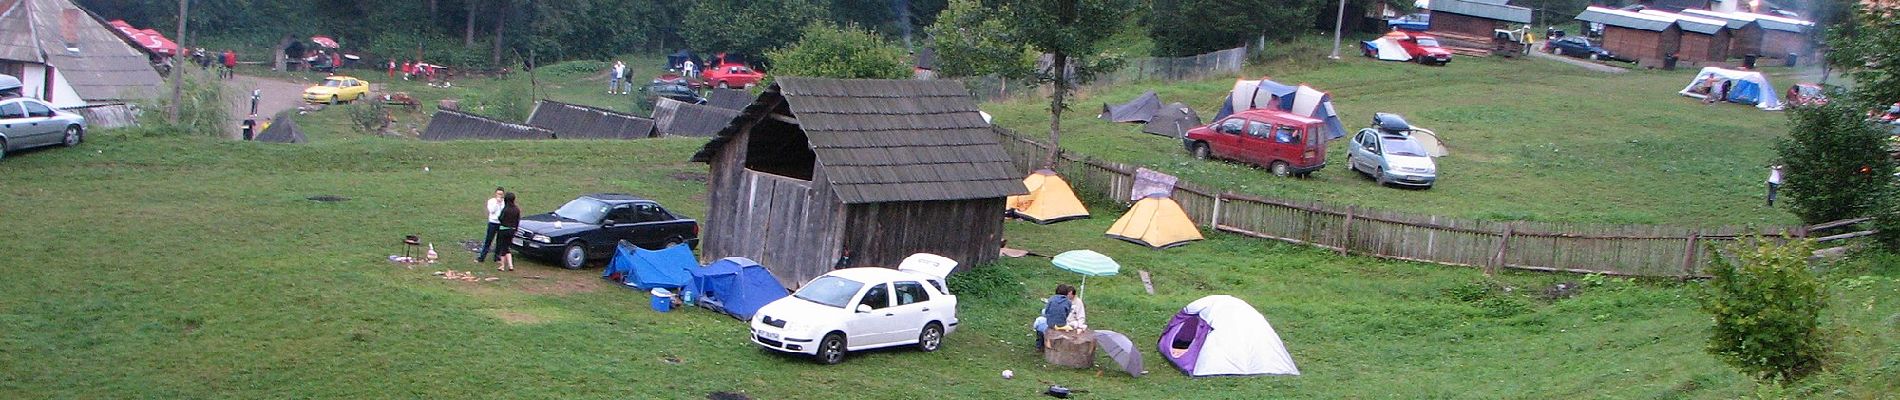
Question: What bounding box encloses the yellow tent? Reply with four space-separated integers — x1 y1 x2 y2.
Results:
1105 195 1203 249
1006 170 1090 224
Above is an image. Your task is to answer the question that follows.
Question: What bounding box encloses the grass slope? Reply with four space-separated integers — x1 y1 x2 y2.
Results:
1 131 1891 398
984 54 1807 227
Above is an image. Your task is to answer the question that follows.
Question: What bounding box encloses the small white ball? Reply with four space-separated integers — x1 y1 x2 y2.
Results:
1002 369 1014 379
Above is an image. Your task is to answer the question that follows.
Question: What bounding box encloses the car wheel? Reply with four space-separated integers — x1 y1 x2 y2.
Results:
0 138 8 162
917 322 944 352
1270 161 1291 177
1375 167 1390 186
1191 143 1210 160
61 126 81 147
1589 53 1599 61
1554 47 1564 56
718 81 730 89
815 333 846 365
329 95 339 105
664 236 686 248
561 242 587 270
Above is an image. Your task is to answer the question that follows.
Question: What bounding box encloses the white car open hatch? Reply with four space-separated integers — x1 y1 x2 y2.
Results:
896 253 956 280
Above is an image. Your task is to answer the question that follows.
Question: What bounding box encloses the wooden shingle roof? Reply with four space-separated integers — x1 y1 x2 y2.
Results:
652 98 741 137
692 77 1026 204
524 100 654 139
420 109 555 140
706 89 752 110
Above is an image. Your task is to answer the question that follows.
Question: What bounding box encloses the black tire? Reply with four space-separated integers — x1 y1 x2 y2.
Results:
329 95 339 105
816 333 846 365
1191 142 1210 160
717 81 730 89
917 323 944 352
1554 47 1564 56
560 242 587 270
1270 161 1291 177
0 138 7 162
60 126 80 147
1375 167 1390 186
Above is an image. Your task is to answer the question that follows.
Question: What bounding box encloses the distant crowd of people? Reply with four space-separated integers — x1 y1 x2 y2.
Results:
388 60 448 86
187 48 239 79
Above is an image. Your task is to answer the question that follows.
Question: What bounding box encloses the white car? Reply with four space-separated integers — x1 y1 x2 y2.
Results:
750 254 959 364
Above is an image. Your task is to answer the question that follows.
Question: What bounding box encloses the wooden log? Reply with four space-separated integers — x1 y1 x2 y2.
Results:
1139 270 1155 295
1489 223 1516 276
1681 231 1701 277
1044 328 1096 368
1338 206 1356 256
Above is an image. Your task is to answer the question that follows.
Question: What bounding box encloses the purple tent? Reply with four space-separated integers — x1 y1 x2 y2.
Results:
1155 295 1300 376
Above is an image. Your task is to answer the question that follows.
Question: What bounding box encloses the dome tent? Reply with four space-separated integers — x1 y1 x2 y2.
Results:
1158 295 1300 377
1006 169 1090 224
1104 194 1202 249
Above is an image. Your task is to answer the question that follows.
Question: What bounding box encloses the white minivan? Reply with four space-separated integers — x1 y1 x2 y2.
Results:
749 254 959 364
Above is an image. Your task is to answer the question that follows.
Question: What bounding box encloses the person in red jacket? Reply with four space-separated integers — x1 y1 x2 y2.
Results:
220 50 236 79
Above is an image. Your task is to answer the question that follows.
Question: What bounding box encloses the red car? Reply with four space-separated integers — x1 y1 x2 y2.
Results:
1362 31 1453 66
701 64 764 89
1182 109 1328 177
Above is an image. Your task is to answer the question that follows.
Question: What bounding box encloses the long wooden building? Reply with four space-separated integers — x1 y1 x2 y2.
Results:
1681 9 1813 60
1639 10 1731 63
1426 0 1533 48
1576 7 1681 65
690 78 1025 287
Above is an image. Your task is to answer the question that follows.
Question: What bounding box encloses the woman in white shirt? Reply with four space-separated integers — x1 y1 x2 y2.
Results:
477 187 505 262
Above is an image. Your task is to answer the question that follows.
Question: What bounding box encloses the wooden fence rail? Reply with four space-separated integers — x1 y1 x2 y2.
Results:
989 127 1821 278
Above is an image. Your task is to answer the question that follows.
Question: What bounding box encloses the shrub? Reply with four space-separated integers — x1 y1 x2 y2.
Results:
462 77 534 123
765 23 911 80
1698 235 1828 383
130 68 229 137
346 101 390 135
1776 99 1894 224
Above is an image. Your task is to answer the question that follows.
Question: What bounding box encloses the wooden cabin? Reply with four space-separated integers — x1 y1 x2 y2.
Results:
1641 10 1731 63
1682 9 1812 60
1426 0 1532 48
1577 7 1681 65
689 78 1025 287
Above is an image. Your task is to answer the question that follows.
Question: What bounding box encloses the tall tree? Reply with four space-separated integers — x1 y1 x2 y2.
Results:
1004 0 1133 165
1775 97 1895 224
766 23 912 79
1824 4 1900 103
465 0 478 48
925 0 1032 79
680 0 827 58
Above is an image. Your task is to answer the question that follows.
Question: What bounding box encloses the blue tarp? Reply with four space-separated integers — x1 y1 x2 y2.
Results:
1727 79 1763 105
686 257 790 320
604 243 695 290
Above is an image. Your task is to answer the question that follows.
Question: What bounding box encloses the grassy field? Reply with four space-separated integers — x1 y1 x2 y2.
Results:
984 53 1813 227
1 129 1893 398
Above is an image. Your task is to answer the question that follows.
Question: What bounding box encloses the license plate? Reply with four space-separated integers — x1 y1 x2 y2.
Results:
512 238 525 246
757 330 780 340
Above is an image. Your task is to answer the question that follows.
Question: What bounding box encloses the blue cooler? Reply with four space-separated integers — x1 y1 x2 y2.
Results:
649 288 674 312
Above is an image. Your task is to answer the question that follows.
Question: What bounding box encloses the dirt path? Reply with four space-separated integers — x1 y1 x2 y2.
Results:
1528 50 1629 74
222 74 315 139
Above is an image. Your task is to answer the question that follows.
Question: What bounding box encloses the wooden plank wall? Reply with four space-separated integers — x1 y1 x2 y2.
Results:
1678 32 1724 62
1728 25 1763 58
1599 26 1671 63
988 127 1805 278
1429 12 1504 44
840 199 1006 272
702 124 844 289
1758 30 1808 59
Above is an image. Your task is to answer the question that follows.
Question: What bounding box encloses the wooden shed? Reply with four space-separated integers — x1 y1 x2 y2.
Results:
1426 0 1532 47
689 78 1026 287
1640 10 1731 63
1576 7 1681 64
1681 9 1813 60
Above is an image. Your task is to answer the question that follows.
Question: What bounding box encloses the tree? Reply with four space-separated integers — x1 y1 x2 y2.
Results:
766 24 912 80
924 0 1034 79
1698 236 1827 383
1775 98 1895 224
1824 5 1900 103
1148 0 1316 57
680 0 828 58
930 0 1129 165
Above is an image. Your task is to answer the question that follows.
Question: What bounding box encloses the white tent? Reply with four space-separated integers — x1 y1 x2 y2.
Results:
1677 67 1783 111
1157 295 1300 376
1367 37 1411 61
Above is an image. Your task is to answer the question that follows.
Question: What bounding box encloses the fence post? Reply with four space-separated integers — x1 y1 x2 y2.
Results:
1681 230 1701 277
1338 206 1355 256
1211 193 1223 227
1488 222 1516 276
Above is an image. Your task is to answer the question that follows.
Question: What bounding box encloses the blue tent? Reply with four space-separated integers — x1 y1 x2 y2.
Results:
603 242 695 290
686 257 790 320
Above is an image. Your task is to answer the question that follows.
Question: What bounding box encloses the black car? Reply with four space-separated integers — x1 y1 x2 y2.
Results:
513 193 700 269
1546 36 1629 62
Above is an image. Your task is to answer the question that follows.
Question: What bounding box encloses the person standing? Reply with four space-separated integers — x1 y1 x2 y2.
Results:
610 60 627 95
221 50 237 79
401 61 413 80
497 192 522 271
1033 284 1075 352
476 187 506 263
1766 165 1784 207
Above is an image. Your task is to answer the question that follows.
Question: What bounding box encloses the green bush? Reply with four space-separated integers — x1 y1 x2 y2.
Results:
1776 99 1894 224
1698 236 1829 383
765 23 911 80
130 68 228 138
462 77 534 123
346 101 390 135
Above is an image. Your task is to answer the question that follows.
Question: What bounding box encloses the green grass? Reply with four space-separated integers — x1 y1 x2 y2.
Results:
1 130 1892 398
984 52 1810 227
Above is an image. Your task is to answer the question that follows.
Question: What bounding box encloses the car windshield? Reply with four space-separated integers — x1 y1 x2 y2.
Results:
794 276 866 308
553 198 611 223
1415 37 1441 47
322 80 349 87
1569 37 1592 47
1381 137 1428 157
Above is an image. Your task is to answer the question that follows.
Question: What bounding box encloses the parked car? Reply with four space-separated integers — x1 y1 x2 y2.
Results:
1347 113 1438 189
1386 13 1430 31
0 96 87 162
1182 109 1328 177
641 79 708 111
701 64 764 89
301 76 370 104
1396 32 1453 65
512 193 700 269
1546 36 1627 62
750 254 959 364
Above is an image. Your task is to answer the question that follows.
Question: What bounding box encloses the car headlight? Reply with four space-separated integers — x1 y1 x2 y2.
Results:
533 235 552 243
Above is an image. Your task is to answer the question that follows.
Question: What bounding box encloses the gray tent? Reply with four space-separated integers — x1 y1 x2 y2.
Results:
1140 102 1201 138
253 110 306 143
524 100 654 139
420 109 555 140
1099 90 1162 123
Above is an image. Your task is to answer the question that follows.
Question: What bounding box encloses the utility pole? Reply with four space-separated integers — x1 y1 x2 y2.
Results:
1329 0 1347 59
168 0 187 123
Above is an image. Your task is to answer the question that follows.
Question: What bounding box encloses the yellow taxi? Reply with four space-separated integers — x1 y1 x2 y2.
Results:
302 76 370 104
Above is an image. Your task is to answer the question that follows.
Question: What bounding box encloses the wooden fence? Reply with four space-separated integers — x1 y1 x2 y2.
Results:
990 127 1807 278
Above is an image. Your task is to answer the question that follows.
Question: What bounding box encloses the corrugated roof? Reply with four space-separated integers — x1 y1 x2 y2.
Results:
705 88 751 111
524 100 654 139
420 109 555 140
1680 9 1812 32
653 98 740 137
1638 10 1726 34
1430 0 1532 23
0 0 160 102
1576 7 1675 32
691 77 1026 204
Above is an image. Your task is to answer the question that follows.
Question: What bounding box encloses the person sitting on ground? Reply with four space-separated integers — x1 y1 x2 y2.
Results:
1033 284 1075 352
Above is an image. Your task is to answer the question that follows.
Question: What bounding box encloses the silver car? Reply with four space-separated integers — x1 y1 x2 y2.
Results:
0 97 87 161
1347 113 1438 189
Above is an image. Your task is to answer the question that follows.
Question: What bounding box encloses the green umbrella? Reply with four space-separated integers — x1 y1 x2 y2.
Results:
1052 250 1120 296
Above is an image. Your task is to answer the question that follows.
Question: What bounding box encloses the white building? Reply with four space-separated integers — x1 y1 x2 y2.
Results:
0 0 161 108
